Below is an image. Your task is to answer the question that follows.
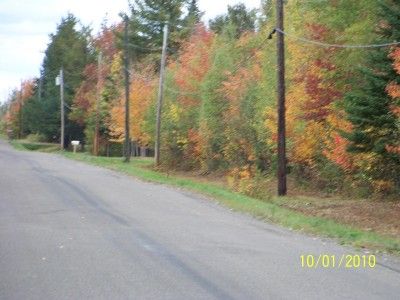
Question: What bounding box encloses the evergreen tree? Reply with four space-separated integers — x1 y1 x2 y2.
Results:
37 14 93 145
185 0 202 24
127 0 199 61
344 0 400 184
180 0 203 39
209 3 256 38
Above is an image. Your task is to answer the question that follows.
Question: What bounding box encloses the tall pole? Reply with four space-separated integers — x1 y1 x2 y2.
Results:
155 22 169 166
276 0 287 196
94 52 102 156
60 68 65 150
18 83 23 139
124 16 131 162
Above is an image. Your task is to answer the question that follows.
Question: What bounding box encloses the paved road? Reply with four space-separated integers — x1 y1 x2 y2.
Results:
1 140 400 300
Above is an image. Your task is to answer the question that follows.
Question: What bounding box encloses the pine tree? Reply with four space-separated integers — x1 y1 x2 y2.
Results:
344 0 400 184
185 0 202 24
209 3 256 38
37 14 93 144
127 0 197 61
180 0 203 39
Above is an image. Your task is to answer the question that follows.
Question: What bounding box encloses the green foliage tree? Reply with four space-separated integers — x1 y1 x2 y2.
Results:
198 35 237 171
127 0 201 62
209 3 256 38
33 14 93 145
180 0 203 40
185 0 202 24
344 0 400 186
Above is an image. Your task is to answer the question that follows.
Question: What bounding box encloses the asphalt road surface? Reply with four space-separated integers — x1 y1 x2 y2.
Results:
1 139 400 300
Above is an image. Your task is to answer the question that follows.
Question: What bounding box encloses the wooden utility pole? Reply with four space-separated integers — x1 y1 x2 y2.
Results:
60 68 65 150
18 83 23 139
276 0 287 196
124 16 131 162
155 22 169 166
94 52 102 156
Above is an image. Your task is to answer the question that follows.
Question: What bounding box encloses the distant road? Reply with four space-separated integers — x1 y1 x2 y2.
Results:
1 139 399 300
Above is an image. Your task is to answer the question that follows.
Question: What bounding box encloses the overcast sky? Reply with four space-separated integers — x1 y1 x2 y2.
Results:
0 0 262 103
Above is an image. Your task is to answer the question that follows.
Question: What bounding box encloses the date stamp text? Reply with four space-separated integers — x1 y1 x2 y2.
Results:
300 254 376 269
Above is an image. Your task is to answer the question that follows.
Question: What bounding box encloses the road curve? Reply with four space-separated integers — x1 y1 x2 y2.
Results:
1 139 399 300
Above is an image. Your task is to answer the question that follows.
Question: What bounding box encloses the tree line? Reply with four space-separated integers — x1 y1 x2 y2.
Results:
1 0 399 196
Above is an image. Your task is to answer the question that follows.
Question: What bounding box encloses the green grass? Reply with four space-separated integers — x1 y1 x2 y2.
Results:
10 140 60 152
8 139 400 255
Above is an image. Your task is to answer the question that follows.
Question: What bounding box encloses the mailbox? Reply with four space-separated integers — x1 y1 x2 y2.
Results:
71 140 80 153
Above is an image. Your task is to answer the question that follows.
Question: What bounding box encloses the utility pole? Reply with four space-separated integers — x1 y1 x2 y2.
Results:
123 16 131 162
94 52 102 156
18 83 23 139
59 68 65 150
155 22 169 166
276 0 287 196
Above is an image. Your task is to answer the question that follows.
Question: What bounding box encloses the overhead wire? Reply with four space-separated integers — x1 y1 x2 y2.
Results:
274 28 400 49
127 9 400 98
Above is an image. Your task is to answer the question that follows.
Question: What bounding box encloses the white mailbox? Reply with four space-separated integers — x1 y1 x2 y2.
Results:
71 140 80 153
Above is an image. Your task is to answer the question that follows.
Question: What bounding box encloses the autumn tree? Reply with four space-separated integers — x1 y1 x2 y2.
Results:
2 80 35 139
109 66 156 149
71 24 122 154
154 25 214 169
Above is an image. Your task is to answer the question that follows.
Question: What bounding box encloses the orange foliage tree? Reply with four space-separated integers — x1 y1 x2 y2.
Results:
109 67 156 146
71 24 122 154
4 79 35 138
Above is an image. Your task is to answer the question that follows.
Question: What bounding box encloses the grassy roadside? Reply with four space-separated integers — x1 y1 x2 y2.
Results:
9 139 400 255
10 140 60 152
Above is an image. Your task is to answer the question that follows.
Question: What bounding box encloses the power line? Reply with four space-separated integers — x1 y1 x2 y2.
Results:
274 28 400 49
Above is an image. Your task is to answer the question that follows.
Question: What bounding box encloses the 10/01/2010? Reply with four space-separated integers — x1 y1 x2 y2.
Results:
300 254 376 269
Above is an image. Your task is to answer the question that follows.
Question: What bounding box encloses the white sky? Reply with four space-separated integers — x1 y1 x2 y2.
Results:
0 0 261 103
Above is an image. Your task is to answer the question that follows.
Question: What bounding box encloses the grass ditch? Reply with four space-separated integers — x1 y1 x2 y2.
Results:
10 140 60 152
8 139 400 255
